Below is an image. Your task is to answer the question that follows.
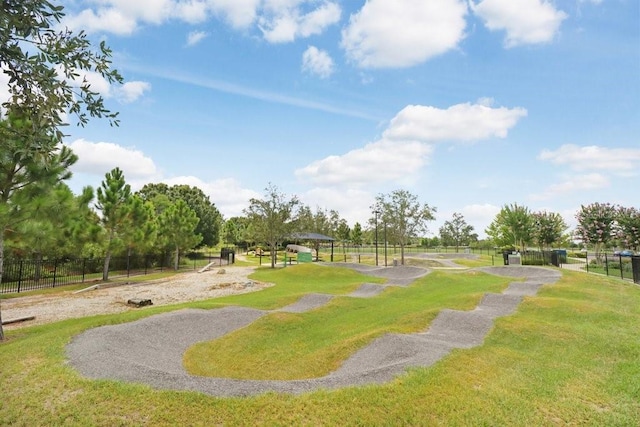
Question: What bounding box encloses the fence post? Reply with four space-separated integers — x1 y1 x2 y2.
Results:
52 259 58 287
619 256 624 280
82 258 86 283
586 252 589 273
17 260 23 293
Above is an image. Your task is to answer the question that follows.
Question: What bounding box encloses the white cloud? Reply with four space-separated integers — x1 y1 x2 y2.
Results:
162 176 260 218
461 203 501 224
94 0 174 25
260 14 298 42
538 144 640 174
383 102 527 143
301 187 376 227
529 173 610 201
209 0 261 28
63 0 338 43
176 0 209 24
297 1 342 37
295 140 434 186
63 0 258 34
65 139 159 181
259 1 341 43
186 30 208 46
454 203 501 238
302 46 335 78
114 81 152 103
296 100 526 190
341 0 468 68
470 0 568 47
62 7 139 35
64 139 260 219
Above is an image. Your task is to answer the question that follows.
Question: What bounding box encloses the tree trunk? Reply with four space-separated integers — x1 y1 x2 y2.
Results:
0 235 5 340
173 245 180 270
34 253 43 283
103 229 116 281
270 242 277 268
102 250 111 281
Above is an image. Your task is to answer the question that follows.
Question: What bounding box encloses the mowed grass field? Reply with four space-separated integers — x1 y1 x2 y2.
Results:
0 263 638 426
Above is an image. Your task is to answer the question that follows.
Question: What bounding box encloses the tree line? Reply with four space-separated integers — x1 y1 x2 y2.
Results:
481 202 640 256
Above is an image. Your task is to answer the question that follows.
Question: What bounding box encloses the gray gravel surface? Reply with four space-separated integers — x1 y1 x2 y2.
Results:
348 283 387 298
66 264 561 397
276 293 335 313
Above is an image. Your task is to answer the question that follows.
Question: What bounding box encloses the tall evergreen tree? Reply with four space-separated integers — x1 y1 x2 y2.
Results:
0 114 78 340
222 217 243 247
158 200 202 270
0 0 121 340
120 195 157 260
351 222 363 250
95 168 132 281
336 220 351 255
7 184 99 258
137 183 222 248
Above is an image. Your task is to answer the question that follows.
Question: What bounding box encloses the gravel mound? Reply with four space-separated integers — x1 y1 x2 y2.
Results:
476 266 561 282
349 283 387 298
67 307 266 379
65 264 561 397
325 263 431 285
277 293 334 313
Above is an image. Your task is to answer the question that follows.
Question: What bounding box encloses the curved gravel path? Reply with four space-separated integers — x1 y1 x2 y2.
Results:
66 265 561 397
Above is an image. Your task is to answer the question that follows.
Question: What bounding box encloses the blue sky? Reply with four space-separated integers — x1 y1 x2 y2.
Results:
43 1 640 237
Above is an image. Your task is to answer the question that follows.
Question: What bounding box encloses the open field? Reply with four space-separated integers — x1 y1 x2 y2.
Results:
1 261 638 426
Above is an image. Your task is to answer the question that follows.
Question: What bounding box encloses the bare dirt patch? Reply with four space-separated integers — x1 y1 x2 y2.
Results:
2 266 269 330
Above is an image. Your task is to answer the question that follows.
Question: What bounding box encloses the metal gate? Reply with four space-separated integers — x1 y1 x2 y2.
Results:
632 256 640 285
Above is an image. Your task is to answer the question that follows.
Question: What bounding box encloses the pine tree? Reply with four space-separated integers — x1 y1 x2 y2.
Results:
158 200 202 270
95 168 132 281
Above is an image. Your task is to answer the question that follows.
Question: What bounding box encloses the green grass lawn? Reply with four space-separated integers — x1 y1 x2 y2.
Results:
1 264 638 426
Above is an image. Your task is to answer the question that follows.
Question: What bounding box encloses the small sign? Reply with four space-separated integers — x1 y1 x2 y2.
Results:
507 255 522 266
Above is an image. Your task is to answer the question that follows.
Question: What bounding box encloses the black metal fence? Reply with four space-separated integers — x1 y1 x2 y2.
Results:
561 253 640 284
0 253 229 294
499 250 566 267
